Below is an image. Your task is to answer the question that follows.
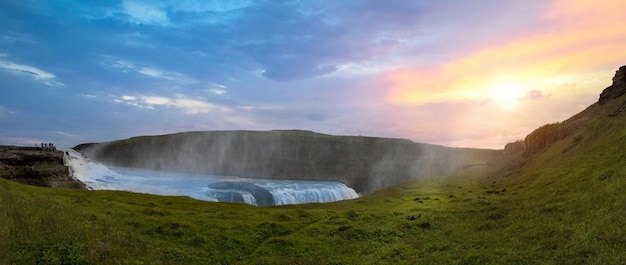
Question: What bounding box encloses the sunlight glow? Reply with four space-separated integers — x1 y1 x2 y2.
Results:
491 83 522 109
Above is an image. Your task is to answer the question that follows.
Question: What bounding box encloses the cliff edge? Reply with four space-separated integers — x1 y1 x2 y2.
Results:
599 65 626 104
0 146 84 189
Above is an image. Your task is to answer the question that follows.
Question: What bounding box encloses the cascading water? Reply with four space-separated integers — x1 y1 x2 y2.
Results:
64 150 359 206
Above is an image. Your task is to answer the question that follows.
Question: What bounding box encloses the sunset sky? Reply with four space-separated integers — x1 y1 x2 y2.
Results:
1 0 625 149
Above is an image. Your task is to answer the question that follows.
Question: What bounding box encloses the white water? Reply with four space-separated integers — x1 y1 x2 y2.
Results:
64 150 359 206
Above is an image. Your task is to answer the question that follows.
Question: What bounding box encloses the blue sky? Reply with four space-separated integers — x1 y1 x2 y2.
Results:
1 0 625 148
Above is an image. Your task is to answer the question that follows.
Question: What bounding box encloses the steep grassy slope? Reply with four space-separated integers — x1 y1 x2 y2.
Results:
76 130 497 194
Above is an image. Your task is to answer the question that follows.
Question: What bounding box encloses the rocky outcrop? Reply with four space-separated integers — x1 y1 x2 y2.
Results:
504 140 524 154
523 123 573 153
599 65 626 104
0 146 83 188
75 130 499 195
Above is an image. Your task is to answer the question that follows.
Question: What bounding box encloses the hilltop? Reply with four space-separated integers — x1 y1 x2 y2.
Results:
0 66 625 264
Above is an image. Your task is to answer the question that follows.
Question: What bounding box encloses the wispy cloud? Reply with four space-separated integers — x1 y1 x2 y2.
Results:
0 32 37 45
114 94 230 114
382 0 625 106
208 89 226 95
54 131 79 137
122 0 170 26
102 55 197 84
0 59 64 87
0 135 43 146
0 105 14 120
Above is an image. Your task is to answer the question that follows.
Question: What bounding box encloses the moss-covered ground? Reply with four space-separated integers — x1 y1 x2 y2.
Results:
2 112 626 264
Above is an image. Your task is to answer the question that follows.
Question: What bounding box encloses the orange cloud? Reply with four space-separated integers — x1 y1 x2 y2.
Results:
385 0 626 106
369 0 626 148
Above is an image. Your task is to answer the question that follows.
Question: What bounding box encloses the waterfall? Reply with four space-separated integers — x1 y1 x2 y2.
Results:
262 182 359 205
64 150 359 206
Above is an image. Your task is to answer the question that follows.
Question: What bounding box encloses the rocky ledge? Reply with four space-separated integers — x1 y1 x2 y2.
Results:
599 65 626 104
0 146 84 189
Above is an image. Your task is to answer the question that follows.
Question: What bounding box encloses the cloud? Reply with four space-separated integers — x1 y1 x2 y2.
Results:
382 0 626 106
0 32 37 45
122 0 170 26
207 89 226 95
114 94 230 114
102 56 197 84
136 67 196 84
54 131 79 137
335 90 596 149
117 0 253 26
170 0 252 13
228 1 427 81
0 105 12 120
0 59 64 87
524 90 545 100
0 135 41 146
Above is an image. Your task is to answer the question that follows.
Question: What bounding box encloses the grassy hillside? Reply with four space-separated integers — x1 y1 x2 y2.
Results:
2 73 626 264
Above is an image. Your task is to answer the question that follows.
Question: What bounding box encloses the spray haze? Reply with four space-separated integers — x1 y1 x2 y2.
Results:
75 130 499 195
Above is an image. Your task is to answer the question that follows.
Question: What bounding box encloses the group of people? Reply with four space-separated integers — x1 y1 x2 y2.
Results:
39 142 57 152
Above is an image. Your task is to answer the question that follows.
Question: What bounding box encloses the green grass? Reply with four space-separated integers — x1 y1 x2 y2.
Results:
2 109 626 264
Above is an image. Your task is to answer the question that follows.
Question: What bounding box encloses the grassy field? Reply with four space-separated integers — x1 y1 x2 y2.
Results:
2 103 626 264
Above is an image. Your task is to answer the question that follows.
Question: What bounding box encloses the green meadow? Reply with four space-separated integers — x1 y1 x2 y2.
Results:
2 98 626 264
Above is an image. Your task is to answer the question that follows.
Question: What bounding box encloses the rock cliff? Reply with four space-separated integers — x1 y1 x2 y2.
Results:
75 130 498 195
504 140 524 154
0 146 83 188
599 65 626 104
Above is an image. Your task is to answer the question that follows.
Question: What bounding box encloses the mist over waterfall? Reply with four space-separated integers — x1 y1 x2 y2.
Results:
64 150 358 206
75 130 500 195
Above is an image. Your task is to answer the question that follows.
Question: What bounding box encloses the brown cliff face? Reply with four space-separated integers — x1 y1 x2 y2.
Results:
75 130 499 195
0 146 83 188
523 123 576 153
599 65 626 104
504 140 524 154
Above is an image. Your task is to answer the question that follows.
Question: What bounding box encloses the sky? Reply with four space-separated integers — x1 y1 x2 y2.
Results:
1 0 625 149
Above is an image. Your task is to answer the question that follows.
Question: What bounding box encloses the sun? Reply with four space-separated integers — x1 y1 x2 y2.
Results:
491 83 522 109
